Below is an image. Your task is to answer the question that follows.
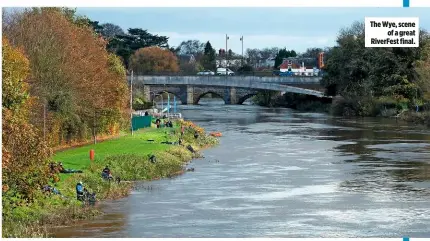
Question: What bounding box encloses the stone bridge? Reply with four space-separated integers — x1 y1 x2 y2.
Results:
129 75 327 105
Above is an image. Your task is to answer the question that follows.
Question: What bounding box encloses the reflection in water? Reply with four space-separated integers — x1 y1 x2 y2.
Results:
53 98 430 238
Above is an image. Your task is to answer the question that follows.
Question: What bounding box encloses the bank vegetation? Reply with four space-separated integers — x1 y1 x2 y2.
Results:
253 21 430 126
2 7 218 237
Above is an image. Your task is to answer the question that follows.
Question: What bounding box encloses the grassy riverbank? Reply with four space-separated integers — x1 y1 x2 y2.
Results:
2 120 219 237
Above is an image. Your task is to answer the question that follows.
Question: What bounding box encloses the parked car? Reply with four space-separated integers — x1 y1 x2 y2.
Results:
197 70 215 75
216 68 235 76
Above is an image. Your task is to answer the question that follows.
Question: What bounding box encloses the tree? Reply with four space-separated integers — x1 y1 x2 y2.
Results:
201 41 216 70
101 23 125 39
415 33 430 100
179 61 203 75
2 37 30 110
245 48 261 66
252 90 280 107
321 21 429 116
107 28 169 68
175 39 204 56
300 47 323 58
322 21 422 98
129 46 179 74
260 47 279 59
2 36 52 200
274 48 297 69
4 8 129 146
237 64 254 74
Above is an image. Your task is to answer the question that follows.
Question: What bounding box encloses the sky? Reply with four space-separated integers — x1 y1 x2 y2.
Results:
70 8 429 53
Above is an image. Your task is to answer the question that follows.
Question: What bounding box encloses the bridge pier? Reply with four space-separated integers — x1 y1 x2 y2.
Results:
227 87 237 105
186 85 194 105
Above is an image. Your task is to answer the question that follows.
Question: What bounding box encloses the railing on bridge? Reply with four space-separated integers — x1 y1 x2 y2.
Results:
129 70 325 77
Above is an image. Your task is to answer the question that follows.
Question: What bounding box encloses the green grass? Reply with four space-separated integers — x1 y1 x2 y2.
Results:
3 123 219 238
54 128 174 170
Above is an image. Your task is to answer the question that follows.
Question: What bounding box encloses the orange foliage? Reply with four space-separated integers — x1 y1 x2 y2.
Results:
129 46 179 74
2 108 53 196
179 120 205 134
2 37 52 199
2 37 31 110
4 8 128 147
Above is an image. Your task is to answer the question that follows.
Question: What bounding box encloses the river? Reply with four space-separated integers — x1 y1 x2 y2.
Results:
53 99 430 238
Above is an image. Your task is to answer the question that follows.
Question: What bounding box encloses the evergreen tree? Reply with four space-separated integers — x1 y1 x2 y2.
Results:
201 41 216 70
274 48 297 69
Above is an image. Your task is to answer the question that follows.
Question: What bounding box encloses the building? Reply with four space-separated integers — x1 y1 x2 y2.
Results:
278 56 320 76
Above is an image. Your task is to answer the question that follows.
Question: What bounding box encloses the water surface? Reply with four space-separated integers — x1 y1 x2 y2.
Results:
53 99 430 238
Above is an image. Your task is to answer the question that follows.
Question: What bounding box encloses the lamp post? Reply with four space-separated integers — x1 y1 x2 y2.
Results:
226 34 229 71
240 35 244 67
149 91 157 108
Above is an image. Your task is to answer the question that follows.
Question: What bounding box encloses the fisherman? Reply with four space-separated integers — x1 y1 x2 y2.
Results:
101 166 112 180
76 181 84 201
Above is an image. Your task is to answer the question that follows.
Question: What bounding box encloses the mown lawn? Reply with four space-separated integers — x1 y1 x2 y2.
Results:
54 128 177 171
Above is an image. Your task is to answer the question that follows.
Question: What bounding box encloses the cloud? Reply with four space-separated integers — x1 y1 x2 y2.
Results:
74 7 430 52
156 32 335 53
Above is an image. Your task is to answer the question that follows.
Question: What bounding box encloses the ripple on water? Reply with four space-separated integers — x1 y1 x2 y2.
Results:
52 104 430 238
246 184 338 202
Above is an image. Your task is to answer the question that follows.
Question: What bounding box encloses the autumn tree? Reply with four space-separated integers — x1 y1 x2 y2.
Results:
129 46 179 74
2 37 52 201
4 8 129 146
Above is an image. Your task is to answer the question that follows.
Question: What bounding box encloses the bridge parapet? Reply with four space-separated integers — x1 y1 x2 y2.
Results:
130 75 321 85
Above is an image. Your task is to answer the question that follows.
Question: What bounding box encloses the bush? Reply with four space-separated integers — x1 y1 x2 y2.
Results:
330 96 380 117
400 111 430 126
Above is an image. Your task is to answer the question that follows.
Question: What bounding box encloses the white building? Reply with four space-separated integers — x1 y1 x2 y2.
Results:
279 60 320 76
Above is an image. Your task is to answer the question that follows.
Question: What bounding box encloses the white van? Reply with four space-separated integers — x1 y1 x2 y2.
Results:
216 68 235 76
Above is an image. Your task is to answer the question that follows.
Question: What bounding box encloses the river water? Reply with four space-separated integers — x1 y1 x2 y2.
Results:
53 99 430 238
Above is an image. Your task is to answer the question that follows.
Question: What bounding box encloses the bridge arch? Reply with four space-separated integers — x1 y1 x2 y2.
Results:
237 93 257 105
152 90 185 105
194 91 226 105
